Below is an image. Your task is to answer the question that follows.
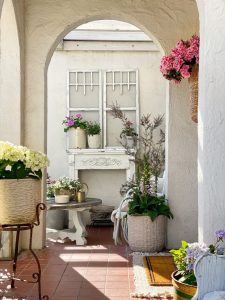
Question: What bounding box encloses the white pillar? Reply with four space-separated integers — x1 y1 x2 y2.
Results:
197 0 225 244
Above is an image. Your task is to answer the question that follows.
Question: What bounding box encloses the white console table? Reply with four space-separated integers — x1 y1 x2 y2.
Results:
67 148 136 181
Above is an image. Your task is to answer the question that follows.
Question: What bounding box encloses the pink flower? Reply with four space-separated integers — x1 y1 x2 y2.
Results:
173 57 184 70
180 65 191 78
67 119 74 127
160 55 174 74
76 113 82 119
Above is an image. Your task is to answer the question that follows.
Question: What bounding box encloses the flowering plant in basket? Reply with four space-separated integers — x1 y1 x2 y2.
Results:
62 113 87 132
160 35 199 84
0 141 49 179
170 229 225 286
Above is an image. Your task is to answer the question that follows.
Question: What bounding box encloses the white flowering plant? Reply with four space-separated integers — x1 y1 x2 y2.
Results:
49 177 83 196
170 230 225 286
0 141 49 180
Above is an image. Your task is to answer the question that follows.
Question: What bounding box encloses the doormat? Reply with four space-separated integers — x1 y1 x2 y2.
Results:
144 256 176 286
131 253 174 299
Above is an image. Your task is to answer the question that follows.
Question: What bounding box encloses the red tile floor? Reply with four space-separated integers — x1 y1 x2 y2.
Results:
0 226 142 300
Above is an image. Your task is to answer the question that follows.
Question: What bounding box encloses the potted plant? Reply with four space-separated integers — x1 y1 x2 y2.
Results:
110 102 138 149
0 141 49 225
160 34 199 122
76 182 88 203
86 121 101 149
51 177 81 204
127 171 173 252
62 113 87 149
170 230 225 300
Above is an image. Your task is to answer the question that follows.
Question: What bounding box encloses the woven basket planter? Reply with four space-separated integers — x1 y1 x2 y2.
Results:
189 64 199 123
0 179 41 225
127 215 166 252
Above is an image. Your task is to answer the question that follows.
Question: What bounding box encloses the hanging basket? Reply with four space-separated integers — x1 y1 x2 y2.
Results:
0 178 41 225
189 64 199 123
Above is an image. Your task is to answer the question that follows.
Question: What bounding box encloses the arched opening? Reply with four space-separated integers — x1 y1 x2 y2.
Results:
0 0 21 144
46 19 167 242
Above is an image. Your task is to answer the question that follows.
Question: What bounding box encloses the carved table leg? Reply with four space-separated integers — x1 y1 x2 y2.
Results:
72 210 87 245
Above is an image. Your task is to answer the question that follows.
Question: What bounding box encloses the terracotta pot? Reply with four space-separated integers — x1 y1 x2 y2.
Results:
171 271 197 300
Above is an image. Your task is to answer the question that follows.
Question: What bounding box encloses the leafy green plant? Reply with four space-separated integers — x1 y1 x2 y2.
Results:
128 188 173 221
86 122 101 136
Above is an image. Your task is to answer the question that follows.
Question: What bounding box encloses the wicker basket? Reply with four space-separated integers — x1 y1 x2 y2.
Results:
189 64 199 123
0 179 41 225
127 215 166 252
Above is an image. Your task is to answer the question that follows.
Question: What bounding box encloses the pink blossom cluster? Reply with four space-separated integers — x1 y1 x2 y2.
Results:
160 35 199 83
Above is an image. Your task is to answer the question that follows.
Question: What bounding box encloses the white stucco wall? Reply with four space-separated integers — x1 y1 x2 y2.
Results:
0 0 21 143
47 45 166 208
197 0 225 245
6 0 198 248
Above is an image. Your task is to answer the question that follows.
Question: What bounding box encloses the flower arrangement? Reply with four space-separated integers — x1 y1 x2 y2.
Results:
160 34 199 83
170 230 225 286
48 176 82 196
62 113 87 132
0 141 49 179
86 121 101 136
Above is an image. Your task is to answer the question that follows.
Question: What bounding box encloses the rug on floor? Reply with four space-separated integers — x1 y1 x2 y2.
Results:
144 256 176 286
131 253 174 299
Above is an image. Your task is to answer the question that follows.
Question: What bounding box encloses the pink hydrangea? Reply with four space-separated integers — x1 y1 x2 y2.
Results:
160 34 199 83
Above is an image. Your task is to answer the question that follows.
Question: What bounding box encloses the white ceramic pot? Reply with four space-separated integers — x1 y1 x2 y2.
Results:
69 127 86 149
55 195 70 204
88 134 100 149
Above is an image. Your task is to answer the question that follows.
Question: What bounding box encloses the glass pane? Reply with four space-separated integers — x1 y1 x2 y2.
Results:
69 85 99 108
122 72 128 83
69 73 76 84
77 72 83 84
92 72 99 84
114 71 122 83
106 111 136 147
129 71 136 83
106 72 113 83
106 84 136 107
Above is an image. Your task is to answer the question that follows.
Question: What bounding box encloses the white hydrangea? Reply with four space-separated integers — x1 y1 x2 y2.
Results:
0 141 49 174
0 141 26 162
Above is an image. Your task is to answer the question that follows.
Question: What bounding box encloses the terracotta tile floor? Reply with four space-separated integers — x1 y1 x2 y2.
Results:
0 226 141 300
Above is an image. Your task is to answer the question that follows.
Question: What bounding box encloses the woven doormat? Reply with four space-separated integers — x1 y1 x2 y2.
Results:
144 256 176 286
132 253 174 299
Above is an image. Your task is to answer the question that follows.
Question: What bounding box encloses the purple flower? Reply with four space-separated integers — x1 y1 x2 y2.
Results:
215 229 225 239
76 113 82 119
67 119 74 127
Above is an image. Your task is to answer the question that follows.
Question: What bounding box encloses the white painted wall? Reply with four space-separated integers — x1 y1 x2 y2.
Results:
197 0 225 245
0 0 21 144
47 43 166 209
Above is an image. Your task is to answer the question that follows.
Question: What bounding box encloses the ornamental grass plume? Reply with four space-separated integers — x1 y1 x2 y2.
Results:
160 34 199 83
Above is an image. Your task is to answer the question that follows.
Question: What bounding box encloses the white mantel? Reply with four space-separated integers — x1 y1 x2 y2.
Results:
68 148 136 181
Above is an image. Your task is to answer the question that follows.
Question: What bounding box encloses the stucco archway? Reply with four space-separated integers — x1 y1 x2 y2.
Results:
20 0 199 249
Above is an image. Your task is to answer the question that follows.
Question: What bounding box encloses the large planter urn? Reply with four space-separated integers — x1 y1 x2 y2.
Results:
172 271 197 300
88 134 100 149
69 127 86 149
127 215 166 252
0 178 41 225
